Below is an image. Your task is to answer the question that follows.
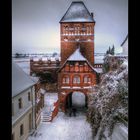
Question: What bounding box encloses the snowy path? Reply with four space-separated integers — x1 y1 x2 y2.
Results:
28 112 93 140
28 92 93 140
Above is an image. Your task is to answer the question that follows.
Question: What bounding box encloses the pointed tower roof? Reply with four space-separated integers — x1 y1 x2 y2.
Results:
67 47 86 61
60 1 95 23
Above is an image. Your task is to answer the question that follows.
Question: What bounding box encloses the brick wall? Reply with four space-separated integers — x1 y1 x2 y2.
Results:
60 22 95 65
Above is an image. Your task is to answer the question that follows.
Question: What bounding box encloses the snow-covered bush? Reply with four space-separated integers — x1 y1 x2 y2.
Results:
87 59 128 139
102 55 125 73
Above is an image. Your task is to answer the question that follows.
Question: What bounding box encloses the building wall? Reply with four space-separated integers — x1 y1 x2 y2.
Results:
58 61 96 88
12 88 34 116
12 109 32 140
12 86 36 140
58 61 97 111
30 59 60 77
60 22 95 65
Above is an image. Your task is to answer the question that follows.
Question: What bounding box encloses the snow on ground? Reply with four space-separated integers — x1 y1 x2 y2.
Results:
28 92 93 140
28 112 93 140
111 123 128 140
44 92 58 107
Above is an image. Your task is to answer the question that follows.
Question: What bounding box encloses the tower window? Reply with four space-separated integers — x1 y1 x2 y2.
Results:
64 37 68 41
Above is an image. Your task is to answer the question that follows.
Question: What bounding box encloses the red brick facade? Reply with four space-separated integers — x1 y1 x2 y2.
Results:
60 22 95 66
58 61 97 111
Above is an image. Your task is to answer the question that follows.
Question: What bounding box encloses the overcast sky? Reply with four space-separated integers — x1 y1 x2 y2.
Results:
12 0 128 54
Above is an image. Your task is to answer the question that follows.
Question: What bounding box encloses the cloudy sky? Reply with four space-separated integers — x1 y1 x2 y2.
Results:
12 0 128 54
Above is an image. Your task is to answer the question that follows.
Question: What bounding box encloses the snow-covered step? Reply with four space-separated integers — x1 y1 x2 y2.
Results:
41 110 53 122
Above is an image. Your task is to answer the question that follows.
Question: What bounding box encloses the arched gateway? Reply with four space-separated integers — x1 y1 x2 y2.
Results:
59 90 89 112
66 91 87 110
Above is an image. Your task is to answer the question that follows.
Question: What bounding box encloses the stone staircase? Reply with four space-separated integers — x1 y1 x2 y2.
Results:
41 106 53 122
41 111 52 122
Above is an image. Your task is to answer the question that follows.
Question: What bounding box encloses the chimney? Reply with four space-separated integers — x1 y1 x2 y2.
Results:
91 12 94 18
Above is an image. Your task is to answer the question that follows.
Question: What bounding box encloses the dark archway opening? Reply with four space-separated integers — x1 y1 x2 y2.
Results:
66 91 88 115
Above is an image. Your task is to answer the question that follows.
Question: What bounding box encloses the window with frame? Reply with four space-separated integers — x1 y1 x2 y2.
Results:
12 133 15 140
73 76 80 84
28 92 31 101
62 76 70 84
20 124 24 136
29 113 32 131
18 98 22 109
84 76 91 83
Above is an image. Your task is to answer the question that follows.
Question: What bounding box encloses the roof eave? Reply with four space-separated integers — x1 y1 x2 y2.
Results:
60 20 95 23
12 83 35 98
121 35 128 46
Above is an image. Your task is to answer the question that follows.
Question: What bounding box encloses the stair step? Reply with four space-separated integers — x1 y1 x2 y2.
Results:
41 118 52 121
41 106 54 123
42 120 51 122
42 115 51 117
42 117 51 119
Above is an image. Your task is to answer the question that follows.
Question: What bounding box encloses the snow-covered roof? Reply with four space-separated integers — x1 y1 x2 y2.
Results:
30 76 39 83
31 57 60 61
67 47 86 61
12 62 35 97
40 88 46 94
93 68 103 73
58 48 103 74
60 1 95 23
121 35 128 46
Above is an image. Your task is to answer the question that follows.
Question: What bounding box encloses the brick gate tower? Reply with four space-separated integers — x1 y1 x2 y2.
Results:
58 1 99 112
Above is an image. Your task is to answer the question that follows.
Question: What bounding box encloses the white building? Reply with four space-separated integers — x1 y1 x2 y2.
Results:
121 35 128 55
12 62 36 140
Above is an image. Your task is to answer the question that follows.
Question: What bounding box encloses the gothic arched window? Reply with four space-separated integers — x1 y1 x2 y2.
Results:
84 75 91 83
62 76 70 84
73 75 80 84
